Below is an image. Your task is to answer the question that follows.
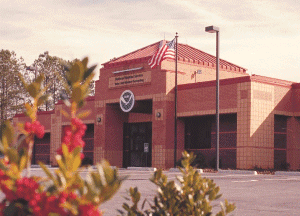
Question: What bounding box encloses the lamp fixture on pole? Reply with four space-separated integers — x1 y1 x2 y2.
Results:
205 25 220 171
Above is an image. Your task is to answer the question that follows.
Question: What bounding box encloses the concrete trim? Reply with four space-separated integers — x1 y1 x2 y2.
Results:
169 168 203 173
275 171 300 176
31 164 51 168
218 169 258 175
127 167 157 171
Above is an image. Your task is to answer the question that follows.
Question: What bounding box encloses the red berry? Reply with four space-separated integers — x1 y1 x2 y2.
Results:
24 122 32 132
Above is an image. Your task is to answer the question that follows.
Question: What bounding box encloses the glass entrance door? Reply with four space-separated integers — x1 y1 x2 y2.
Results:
123 122 152 167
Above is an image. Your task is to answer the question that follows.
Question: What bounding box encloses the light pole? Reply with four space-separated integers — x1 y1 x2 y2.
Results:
205 25 220 171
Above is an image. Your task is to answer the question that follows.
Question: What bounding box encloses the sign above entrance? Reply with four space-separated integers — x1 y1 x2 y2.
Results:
109 71 151 88
120 90 135 112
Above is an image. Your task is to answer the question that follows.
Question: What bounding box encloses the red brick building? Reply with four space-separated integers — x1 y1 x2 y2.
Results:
14 41 300 170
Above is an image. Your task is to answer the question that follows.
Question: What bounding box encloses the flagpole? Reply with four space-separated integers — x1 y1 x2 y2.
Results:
174 32 178 168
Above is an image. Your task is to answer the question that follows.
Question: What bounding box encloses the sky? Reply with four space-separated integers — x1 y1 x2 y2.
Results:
1 0 300 82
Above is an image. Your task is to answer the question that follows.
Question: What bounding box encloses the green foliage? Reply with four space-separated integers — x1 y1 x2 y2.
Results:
39 149 124 211
35 57 123 213
0 57 123 215
176 151 207 168
29 52 72 111
59 57 96 109
120 152 235 216
0 49 27 123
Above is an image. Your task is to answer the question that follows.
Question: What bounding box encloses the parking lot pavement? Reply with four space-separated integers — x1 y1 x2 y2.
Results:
1 168 300 215
102 170 300 216
198 173 300 216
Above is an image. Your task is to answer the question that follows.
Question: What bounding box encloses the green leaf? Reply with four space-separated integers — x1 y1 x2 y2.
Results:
55 71 71 94
1 121 14 148
62 144 69 158
69 61 83 83
37 94 50 106
81 71 95 91
56 155 67 175
19 155 27 171
72 155 81 172
60 109 70 119
83 64 97 81
35 73 44 84
82 57 88 69
24 103 32 116
55 169 67 188
39 161 55 180
0 161 8 171
72 147 82 157
77 110 91 119
77 100 85 109
6 148 19 164
27 83 40 98
72 85 83 103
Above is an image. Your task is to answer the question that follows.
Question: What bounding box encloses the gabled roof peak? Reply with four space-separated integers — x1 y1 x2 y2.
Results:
102 40 247 73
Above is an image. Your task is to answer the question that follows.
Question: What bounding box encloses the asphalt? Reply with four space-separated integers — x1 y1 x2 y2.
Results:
101 169 300 216
1 168 300 215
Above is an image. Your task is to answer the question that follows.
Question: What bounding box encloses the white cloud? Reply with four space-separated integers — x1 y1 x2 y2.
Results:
1 0 300 81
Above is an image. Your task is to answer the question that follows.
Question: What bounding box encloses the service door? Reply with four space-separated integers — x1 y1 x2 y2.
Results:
33 133 50 164
123 122 152 168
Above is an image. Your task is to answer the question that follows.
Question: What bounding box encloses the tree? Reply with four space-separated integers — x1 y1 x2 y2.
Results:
26 52 68 111
28 52 95 111
0 49 27 124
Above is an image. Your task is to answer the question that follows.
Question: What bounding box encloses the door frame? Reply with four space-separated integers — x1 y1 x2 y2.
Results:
123 122 152 168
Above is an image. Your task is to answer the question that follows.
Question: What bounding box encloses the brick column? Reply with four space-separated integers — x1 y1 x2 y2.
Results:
94 100 105 164
287 117 300 170
50 105 62 166
152 93 175 169
237 81 275 169
237 82 251 169
103 103 127 167
250 82 274 169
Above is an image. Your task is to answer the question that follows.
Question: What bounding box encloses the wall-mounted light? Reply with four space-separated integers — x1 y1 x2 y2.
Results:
97 117 102 123
156 112 161 118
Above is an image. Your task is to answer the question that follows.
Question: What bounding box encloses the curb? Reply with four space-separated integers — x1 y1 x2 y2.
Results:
127 167 157 171
218 169 258 175
31 165 51 168
168 168 203 173
275 171 300 176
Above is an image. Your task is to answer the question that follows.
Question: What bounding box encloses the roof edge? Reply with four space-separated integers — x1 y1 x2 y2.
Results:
178 76 251 90
102 41 161 66
101 41 248 73
179 75 295 91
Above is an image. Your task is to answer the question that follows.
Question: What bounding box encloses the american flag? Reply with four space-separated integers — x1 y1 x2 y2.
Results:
148 38 176 69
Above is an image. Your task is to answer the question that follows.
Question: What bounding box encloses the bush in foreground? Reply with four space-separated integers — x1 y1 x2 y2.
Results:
0 58 124 215
120 151 235 216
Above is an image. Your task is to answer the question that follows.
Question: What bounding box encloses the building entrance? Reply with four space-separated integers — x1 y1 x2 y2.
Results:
123 122 152 167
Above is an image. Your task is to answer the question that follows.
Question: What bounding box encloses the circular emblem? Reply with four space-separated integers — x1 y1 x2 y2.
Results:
120 90 135 112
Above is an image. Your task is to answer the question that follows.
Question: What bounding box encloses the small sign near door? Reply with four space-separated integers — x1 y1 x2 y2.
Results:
144 143 149 153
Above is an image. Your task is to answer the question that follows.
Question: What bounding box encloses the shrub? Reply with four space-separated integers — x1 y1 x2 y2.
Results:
0 58 124 215
176 151 207 168
277 162 290 171
119 151 235 216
